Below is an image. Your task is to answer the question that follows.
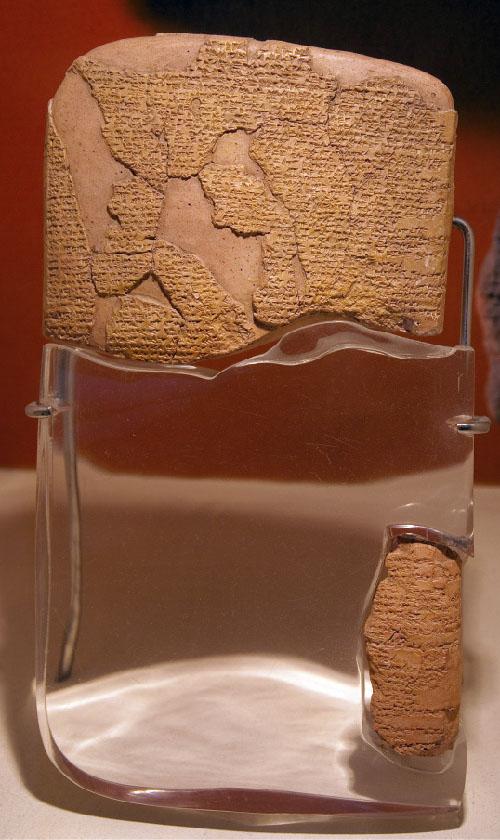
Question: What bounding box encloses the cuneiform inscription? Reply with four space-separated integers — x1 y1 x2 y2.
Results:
364 541 461 756
45 36 456 363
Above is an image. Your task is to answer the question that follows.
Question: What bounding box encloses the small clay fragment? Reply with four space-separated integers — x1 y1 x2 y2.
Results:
364 541 461 757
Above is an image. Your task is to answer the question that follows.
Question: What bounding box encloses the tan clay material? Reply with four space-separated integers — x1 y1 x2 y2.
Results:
364 541 462 756
45 34 456 363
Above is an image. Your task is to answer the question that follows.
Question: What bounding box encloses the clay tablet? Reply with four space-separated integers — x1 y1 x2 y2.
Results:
45 34 456 363
364 541 462 756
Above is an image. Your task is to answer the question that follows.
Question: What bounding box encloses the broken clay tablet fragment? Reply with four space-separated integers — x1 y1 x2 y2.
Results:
364 541 462 757
45 34 456 364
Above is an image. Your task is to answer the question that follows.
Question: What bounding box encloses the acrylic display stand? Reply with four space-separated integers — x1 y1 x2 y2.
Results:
27 219 489 827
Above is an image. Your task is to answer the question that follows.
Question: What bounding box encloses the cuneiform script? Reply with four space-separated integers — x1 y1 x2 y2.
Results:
45 36 456 363
364 541 461 756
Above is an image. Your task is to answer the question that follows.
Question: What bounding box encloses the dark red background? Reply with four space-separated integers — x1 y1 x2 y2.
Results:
1 0 499 480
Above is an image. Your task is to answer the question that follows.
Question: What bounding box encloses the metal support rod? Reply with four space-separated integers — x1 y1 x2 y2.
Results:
57 354 82 682
453 216 475 347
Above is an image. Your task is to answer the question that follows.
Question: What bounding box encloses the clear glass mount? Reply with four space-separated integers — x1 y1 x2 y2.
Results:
34 320 475 824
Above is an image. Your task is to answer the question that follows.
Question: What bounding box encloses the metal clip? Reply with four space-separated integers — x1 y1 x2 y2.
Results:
455 416 492 436
25 401 55 419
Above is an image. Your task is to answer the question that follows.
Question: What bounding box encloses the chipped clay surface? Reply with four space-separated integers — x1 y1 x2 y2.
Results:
45 34 456 363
